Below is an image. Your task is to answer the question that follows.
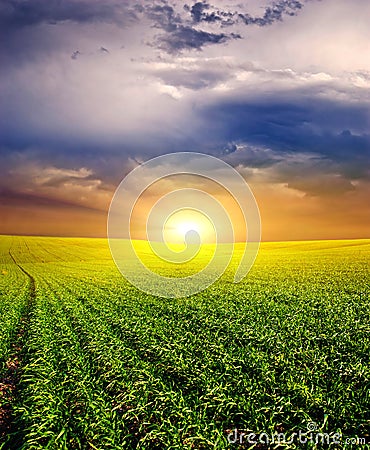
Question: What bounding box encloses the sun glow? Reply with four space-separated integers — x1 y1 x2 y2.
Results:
176 221 200 235
164 209 215 244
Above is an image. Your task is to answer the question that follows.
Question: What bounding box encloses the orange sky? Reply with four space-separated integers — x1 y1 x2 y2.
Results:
1 176 369 241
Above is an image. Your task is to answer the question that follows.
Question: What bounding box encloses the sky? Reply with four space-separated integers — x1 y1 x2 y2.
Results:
0 0 369 240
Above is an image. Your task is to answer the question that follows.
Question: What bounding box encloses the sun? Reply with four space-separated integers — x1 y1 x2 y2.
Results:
176 221 200 235
164 209 215 244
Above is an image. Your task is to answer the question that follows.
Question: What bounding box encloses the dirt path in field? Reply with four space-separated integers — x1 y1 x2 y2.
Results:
0 249 36 444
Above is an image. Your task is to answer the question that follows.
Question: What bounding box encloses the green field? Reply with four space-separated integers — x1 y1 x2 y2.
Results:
0 236 369 449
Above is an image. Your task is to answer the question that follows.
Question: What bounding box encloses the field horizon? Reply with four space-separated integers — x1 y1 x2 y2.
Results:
1 234 370 244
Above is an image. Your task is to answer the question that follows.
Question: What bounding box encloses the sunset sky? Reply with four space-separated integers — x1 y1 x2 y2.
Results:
0 0 369 240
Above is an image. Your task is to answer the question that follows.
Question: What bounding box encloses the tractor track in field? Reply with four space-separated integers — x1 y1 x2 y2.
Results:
0 248 36 445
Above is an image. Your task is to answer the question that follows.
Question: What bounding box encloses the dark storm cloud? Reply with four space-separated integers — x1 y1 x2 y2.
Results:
238 0 304 26
221 144 282 165
0 0 313 58
1 80 369 189
0 0 308 31
185 1 235 25
155 26 240 52
71 50 81 60
184 0 305 27
203 94 370 182
1 0 369 205
145 2 240 52
146 0 308 52
188 2 209 23
145 3 182 31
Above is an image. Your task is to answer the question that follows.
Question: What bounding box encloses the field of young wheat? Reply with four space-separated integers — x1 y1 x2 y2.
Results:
0 236 369 449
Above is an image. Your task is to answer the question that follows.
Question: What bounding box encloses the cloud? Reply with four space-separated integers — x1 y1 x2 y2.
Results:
145 0 310 53
71 50 81 60
0 0 366 63
1 52 369 198
144 56 245 89
185 0 305 27
185 1 235 25
144 2 240 53
0 0 135 29
145 55 370 103
237 0 304 26
27 166 93 186
144 3 182 32
154 26 239 53
224 146 364 198
221 144 283 167
202 93 370 184
0 153 113 212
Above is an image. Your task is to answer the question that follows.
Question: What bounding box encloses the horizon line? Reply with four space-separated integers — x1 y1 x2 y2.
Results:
1 234 369 244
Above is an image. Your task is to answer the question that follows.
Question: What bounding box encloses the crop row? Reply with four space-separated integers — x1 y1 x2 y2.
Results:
0 237 30 376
